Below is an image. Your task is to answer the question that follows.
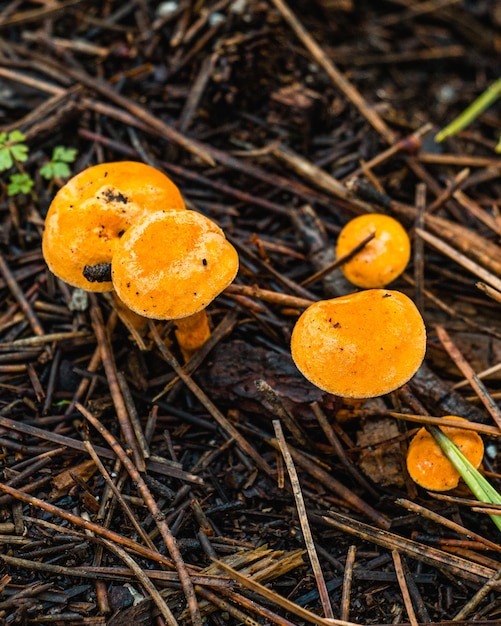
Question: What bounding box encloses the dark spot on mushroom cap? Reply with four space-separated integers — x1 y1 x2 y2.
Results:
102 188 129 204
83 263 112 283
202 258 207 266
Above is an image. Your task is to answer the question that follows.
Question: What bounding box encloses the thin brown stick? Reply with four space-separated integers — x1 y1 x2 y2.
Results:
419 152 501 168
435 324 501 430
65 311 117 416
346 123 433 181
476 281 501 304
0 413 201 482
268 437 390 529
149 321 273 476
213 559 358 626
388 412 501 437
454 362 501 390
116 371 150 459
395 498 501 554
392 550 419 626
89 298 145 471
340 545 356 622
0 483 175 567
301 231 375 288
0 330 91 349
195 586 259 626
0 254 44 336
312 402 379 497
454 190 501 237
257 382 309 447
75 402 202 626
225 284 313 310
153 309 238 402
0 0 83 29
272 144 369 207
269 0 396 144
83 440 156 551
416 228 501 292
322 511 495 583
36 55 217 165
216 586 299 626
273 420 334 620
414 183 426 315
426 167 470 214
102 539 179 626
453 568 501 621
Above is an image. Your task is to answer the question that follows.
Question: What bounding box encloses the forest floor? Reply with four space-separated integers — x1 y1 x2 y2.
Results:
1 1 501 624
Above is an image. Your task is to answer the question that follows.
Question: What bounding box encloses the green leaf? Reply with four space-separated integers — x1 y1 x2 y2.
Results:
40 146 76 180
0 129 29 169
52 146 77 163
51 161 72 178
7 173 34 196
8 130 26 143
39 162 55 180
10 143 29 163
0 148 13 171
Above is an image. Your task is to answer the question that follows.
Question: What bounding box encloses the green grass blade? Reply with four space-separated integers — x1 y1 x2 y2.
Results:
429 425 501 532
435 77 501 143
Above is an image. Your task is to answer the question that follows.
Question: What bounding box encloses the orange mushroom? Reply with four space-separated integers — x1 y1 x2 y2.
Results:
42 161 185 291
406 418 484 491
336 214 411 288
111 209 239 360
290 289 426 398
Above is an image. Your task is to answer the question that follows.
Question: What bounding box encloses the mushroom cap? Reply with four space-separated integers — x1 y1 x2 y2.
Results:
290 289 426 398
336 214 411 288
406 418 484 491
111 209 239 319
42 161 185 292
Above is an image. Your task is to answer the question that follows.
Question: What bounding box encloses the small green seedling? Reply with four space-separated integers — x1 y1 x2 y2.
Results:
430 425 501 532
435 77 501 152
7 173 34 196
0 131 77 197
0 130 29 171
40 146 78 180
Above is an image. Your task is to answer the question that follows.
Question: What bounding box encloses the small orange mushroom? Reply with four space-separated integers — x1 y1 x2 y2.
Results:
406 417 484 491
42 161 185 292
336 214 411 288
111 209 239 360
290 289 426 398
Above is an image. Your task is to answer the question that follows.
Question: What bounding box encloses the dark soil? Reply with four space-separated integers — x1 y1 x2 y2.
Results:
1 1 501 625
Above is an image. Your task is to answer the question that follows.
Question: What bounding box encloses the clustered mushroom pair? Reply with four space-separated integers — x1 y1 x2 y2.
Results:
42 162 239 361
42 161 483 495
291 212 424 399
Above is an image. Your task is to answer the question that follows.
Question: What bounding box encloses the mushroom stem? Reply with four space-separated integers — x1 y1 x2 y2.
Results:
111 291 148 332
174 310 211 362
108 292 149 351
